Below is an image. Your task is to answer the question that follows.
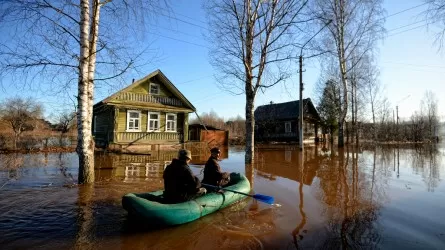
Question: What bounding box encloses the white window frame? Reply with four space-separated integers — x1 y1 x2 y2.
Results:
165 113 177 132
285 121 292 133
149 82 160 95
126 110 141 132
147 112 161 132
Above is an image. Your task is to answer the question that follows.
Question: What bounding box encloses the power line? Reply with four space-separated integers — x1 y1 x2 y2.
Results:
387 19 427 32
386 22 430 37
157 11 209 31
176 75 213 85
384 2 428 19
157 6 207 25
147 31 210 49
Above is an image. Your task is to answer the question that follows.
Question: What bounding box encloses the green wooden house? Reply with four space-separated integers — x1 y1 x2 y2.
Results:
92 70 196 150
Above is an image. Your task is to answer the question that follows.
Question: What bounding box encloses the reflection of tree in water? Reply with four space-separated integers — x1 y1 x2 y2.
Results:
410 145 441 192
316 147 384 249
0 153 24 188
75 184 95 249
292 151 307 249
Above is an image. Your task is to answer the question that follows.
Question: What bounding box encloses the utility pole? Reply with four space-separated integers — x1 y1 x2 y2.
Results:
395 95 410 142
299 55 304 151
298 20 332 151
396 105 399 142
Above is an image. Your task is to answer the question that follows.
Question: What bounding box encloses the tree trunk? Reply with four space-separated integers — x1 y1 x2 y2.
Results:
245 95 255 164
77 0 95 184
354 82 359 145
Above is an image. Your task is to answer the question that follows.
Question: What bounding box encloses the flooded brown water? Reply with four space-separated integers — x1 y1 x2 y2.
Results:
1 143 445 249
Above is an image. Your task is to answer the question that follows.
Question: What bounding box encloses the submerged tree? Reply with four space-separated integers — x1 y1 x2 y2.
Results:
310 0 385 147
204 0 309 163
0 97 43 149
0 0 169 183
318 79 341 143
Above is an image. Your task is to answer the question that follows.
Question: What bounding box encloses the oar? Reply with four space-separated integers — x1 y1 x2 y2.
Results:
201 183 274 205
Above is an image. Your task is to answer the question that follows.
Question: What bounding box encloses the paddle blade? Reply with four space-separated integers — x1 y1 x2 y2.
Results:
252 194 274 204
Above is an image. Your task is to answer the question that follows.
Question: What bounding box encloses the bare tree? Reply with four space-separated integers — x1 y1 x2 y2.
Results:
362 61 381 140
0 97 43 149
425 0 445 50
55 109 77 146
310 0 385 147
0 0 169 183
422 91 440 140
204 0 309 163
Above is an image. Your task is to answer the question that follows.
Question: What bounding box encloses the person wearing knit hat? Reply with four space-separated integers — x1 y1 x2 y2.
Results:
202 147 230 189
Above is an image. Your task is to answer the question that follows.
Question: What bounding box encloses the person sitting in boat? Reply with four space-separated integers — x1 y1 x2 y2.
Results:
202 147 230 189
163 149 206 203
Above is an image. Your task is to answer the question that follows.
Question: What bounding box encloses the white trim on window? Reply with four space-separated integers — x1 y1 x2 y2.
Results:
165 113 177 132
126 110 141 132
285 121 291 133
149 82 160 95
147 112 161 132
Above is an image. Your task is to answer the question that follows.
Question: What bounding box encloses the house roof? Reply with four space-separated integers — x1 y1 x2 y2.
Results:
94 69 196 112
254 98 321 122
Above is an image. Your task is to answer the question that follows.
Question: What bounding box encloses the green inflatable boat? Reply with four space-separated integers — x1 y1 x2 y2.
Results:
122 172 250 227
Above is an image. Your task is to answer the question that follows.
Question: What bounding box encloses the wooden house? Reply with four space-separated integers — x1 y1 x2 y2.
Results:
93 70 196 151
254 98 321 143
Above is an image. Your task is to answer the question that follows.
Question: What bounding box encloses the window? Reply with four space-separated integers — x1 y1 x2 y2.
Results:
166 113 177 132
285 122 292 133
149 83 160 95
148 112 160 132
126 110 141 132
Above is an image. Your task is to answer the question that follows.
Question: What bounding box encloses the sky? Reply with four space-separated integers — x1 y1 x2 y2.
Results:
0 0 444 123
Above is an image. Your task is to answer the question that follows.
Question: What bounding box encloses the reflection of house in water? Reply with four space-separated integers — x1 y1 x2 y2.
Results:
255 145 323 185
120 162 169 182
95 153 172 181
94 146 229 181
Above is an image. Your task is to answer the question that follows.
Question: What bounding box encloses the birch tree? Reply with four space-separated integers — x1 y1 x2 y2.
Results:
310 0 385 147
0 0 168 183
204 0 309 163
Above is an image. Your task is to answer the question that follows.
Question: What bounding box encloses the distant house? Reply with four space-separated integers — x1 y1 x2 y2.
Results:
254 98 321 143
188 124 229 147
92 70 196 150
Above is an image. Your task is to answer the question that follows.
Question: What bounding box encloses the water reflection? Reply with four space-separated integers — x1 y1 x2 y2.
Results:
255 145 324 185
292 151 307 248
1 144 445 249
94 146 229 183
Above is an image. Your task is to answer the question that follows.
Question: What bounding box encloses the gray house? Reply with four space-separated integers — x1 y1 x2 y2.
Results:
254 98 321 143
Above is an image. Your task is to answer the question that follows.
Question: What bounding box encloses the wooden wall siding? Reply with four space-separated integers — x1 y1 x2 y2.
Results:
115 92 183 107
116 131 182 143
256 120 315 142
94 108 114 145
200 130 228 147
95 108 113 133
130 77 172 96
111 151 177 167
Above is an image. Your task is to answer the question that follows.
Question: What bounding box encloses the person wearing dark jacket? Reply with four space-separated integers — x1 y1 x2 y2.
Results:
202 147 230 188
163 149 206 203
